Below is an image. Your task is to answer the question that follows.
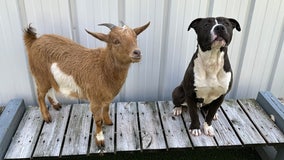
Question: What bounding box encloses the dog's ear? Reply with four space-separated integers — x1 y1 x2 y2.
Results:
229 18 241 31
188 18 202 31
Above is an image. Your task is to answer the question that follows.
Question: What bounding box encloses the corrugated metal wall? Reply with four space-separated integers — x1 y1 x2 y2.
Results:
0 0 283 105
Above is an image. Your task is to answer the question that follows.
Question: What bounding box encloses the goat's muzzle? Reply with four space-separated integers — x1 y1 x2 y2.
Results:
131 50 142 62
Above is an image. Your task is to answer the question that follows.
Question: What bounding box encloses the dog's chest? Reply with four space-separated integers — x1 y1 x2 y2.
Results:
193 50 231 104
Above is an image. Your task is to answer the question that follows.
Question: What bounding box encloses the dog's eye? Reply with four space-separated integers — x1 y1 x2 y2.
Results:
204 23 210 28
224 22 230 26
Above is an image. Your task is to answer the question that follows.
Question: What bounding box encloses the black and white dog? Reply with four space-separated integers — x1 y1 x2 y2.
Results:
172 17 241 136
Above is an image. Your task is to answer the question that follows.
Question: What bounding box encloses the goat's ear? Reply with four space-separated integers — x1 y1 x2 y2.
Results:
133 22 150 35
85 29 109 42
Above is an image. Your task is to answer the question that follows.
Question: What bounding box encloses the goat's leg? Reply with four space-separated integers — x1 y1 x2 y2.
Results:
47 88 62 110
103 103 113 125
90 102 105 148
37 88 52 122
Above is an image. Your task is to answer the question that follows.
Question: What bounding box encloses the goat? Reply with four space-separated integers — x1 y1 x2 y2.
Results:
23 22 150 148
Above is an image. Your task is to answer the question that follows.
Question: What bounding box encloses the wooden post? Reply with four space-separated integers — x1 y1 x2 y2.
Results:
0 99 26 159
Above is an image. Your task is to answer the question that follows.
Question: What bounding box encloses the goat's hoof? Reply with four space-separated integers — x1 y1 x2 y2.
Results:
96 139 105 150
104 120 113 125
52 103 62 110
97 146 106 156
43 114 52 123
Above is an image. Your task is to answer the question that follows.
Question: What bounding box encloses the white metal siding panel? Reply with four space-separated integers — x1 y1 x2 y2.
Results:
122 0 165 101
0 0 283 105
74 0 119 48
0 0 34 105
271 41 284 97
236 0 284 98
270 0 284 97
23 0 73 38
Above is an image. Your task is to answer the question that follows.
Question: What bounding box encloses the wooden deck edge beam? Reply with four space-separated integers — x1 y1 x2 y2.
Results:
0 99 26 160
257 91 284 133
256 91 284 160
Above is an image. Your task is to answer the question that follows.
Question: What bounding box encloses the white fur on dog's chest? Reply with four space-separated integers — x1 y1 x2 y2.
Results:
193 48 231 104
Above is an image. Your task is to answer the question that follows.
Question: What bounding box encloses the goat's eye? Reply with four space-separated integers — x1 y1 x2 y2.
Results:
113 39 120 45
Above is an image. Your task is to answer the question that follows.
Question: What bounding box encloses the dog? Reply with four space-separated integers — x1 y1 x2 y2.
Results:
172 17 241 136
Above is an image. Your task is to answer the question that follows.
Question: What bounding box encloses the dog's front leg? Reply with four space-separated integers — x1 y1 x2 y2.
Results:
188 105 201 136
204 96 225 136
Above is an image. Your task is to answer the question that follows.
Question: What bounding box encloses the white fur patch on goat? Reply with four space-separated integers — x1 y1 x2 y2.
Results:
96 131 104 141
50 63 82 97
194 46 231 104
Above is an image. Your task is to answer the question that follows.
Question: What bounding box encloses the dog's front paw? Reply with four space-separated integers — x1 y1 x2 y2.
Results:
189 129 202 136
203 122 215 136
213 112 219 120
173 107 182 116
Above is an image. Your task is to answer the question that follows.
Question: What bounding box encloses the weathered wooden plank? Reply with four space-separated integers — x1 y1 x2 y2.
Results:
33 105 71 157
5 106 43 159
238 99 284 144
257 92 284 160
61 104 92 156
0 99 25 160
138 102 166 150
257 91 284 133
182 107 217 147
158 101 192 149
89 103 115 154
212 108 242 147
221 100 266 145
116 102 140 152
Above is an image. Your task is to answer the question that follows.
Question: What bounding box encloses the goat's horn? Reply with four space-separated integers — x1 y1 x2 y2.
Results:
120 21 126 27
98 23 117 30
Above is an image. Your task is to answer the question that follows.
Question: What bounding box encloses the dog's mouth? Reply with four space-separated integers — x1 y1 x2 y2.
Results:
211 36 226 47
214 36 225 42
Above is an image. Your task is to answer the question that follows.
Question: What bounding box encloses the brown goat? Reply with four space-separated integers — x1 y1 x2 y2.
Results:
23 22 150 148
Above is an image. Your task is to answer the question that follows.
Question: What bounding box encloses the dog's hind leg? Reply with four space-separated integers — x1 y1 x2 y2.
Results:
172 85 186 116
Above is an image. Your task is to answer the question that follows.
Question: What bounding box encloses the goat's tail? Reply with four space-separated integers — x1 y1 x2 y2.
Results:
23 24 37 49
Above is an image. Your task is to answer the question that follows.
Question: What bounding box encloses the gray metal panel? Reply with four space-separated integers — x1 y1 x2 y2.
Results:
0 99 25 160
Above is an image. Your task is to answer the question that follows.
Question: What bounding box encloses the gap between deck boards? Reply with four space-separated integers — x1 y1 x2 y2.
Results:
4 100 284 159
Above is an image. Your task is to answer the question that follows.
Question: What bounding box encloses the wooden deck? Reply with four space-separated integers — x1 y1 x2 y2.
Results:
4 99 284 159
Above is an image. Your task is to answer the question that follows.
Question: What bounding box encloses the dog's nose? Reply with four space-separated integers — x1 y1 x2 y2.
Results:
214 25 226 33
